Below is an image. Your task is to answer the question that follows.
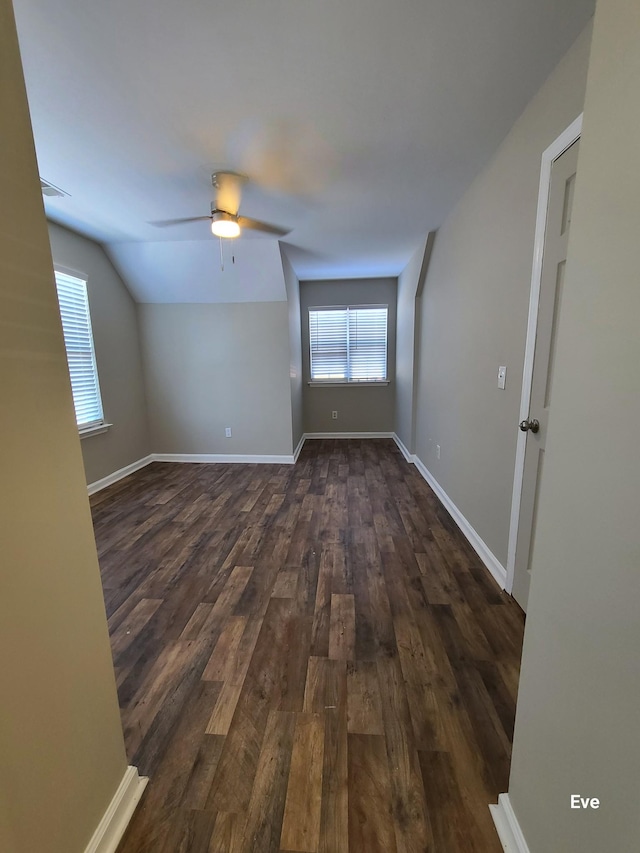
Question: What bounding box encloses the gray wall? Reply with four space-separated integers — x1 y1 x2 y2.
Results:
414 22 593 567
0 2 128 850
139 302 294 456
507 0 640 847
300 278 397 433
395 235 433 453
281 248 303 451
48 222 150 485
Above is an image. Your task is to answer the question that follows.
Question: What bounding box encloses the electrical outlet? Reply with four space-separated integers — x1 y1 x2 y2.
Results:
436 444 441 460
331 410 338 419
225 427 232 438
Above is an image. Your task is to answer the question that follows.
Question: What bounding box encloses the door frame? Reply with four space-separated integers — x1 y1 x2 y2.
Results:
505 114 583 595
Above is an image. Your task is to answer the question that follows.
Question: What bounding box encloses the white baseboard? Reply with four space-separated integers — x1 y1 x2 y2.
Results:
87 436 397 491
412 454 507 590
83 766 148 853
303 431 394 439
293 434 306 462
152 452 296 465
489 794 531 853
88 448 299 495
87 455 154 495
392 432 415 463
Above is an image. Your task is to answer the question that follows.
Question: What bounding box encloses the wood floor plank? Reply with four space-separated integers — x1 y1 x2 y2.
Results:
347 660 384 735
376 655 434 853
348 734 398 853
110 597 163 660
418 750 489 853
89 439 525 853
208 812 243 853
234 562 280 621
319 706 349 853
303 656 346 714
181 732 225 811
201 615 248 682
280 713 325 852
159 808 217 853
452 664 512 793
204 616 263 736
179 602 214 641
132 640 215 775
328 593 356 661
309 547 336 657
115 680 222 851
203 704 263 814
272 569 299 599
123 638 210 758
451 601 494 660
415 551 454 605
204 598 297 811
203 565 254 627
240 710 297 852
394 613 448 750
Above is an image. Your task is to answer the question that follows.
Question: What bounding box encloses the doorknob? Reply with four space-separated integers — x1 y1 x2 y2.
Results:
519 418 540 433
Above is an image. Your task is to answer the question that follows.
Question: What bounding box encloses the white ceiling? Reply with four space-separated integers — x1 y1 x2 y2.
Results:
14 0 594 302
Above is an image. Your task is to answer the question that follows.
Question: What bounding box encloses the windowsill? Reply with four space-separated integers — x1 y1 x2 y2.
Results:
79 423 113 439
308 381 390 387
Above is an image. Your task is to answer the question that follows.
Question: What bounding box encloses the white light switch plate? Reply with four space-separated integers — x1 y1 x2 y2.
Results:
498 366 507 390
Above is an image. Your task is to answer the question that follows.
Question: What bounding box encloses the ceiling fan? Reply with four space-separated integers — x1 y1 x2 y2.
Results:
153 171 290 239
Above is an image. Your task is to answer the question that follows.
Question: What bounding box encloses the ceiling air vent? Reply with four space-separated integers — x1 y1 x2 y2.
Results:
40 178 69 198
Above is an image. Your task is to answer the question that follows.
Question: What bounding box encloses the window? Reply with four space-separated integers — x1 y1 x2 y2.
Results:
54 271 104 431
309 305 388 382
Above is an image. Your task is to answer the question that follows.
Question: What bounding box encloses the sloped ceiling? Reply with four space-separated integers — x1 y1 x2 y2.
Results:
14 0 594 302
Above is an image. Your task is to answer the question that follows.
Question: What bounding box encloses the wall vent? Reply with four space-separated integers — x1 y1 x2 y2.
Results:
40 177 69 198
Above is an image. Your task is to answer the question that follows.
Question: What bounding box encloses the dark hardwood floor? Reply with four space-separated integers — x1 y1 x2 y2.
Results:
91 438 525 853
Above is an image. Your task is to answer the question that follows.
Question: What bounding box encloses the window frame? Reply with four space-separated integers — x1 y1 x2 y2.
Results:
308 303 390 386
54 268 107 436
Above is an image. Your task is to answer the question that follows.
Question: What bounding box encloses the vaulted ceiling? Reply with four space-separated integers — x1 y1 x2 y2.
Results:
14 0 594 302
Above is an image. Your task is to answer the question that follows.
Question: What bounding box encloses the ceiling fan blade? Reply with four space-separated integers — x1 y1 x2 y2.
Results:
151 215 212 227
237 215 290 237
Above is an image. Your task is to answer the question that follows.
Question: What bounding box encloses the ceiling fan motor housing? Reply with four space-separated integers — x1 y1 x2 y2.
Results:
210 207 237 223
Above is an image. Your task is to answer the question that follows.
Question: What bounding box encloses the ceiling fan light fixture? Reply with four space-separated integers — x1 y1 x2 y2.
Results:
211 211 240 238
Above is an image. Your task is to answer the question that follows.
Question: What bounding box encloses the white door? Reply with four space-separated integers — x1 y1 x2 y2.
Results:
512 139 580 610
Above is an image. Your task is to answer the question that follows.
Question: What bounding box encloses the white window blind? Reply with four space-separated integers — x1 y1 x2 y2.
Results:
309 305 388 382
54 271 104 430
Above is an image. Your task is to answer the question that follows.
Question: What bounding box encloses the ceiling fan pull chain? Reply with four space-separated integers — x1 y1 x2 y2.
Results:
219 236 224 271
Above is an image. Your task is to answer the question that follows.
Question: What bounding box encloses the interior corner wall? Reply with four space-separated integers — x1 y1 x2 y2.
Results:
413 20 593 568
0 1 128 850
506 0 640 847
395 236 429 453
139 301 294 456
48 222 151 484
300 278 397 434
281 249 303 450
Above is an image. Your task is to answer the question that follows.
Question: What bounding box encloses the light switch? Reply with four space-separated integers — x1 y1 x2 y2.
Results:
498 366 507 390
